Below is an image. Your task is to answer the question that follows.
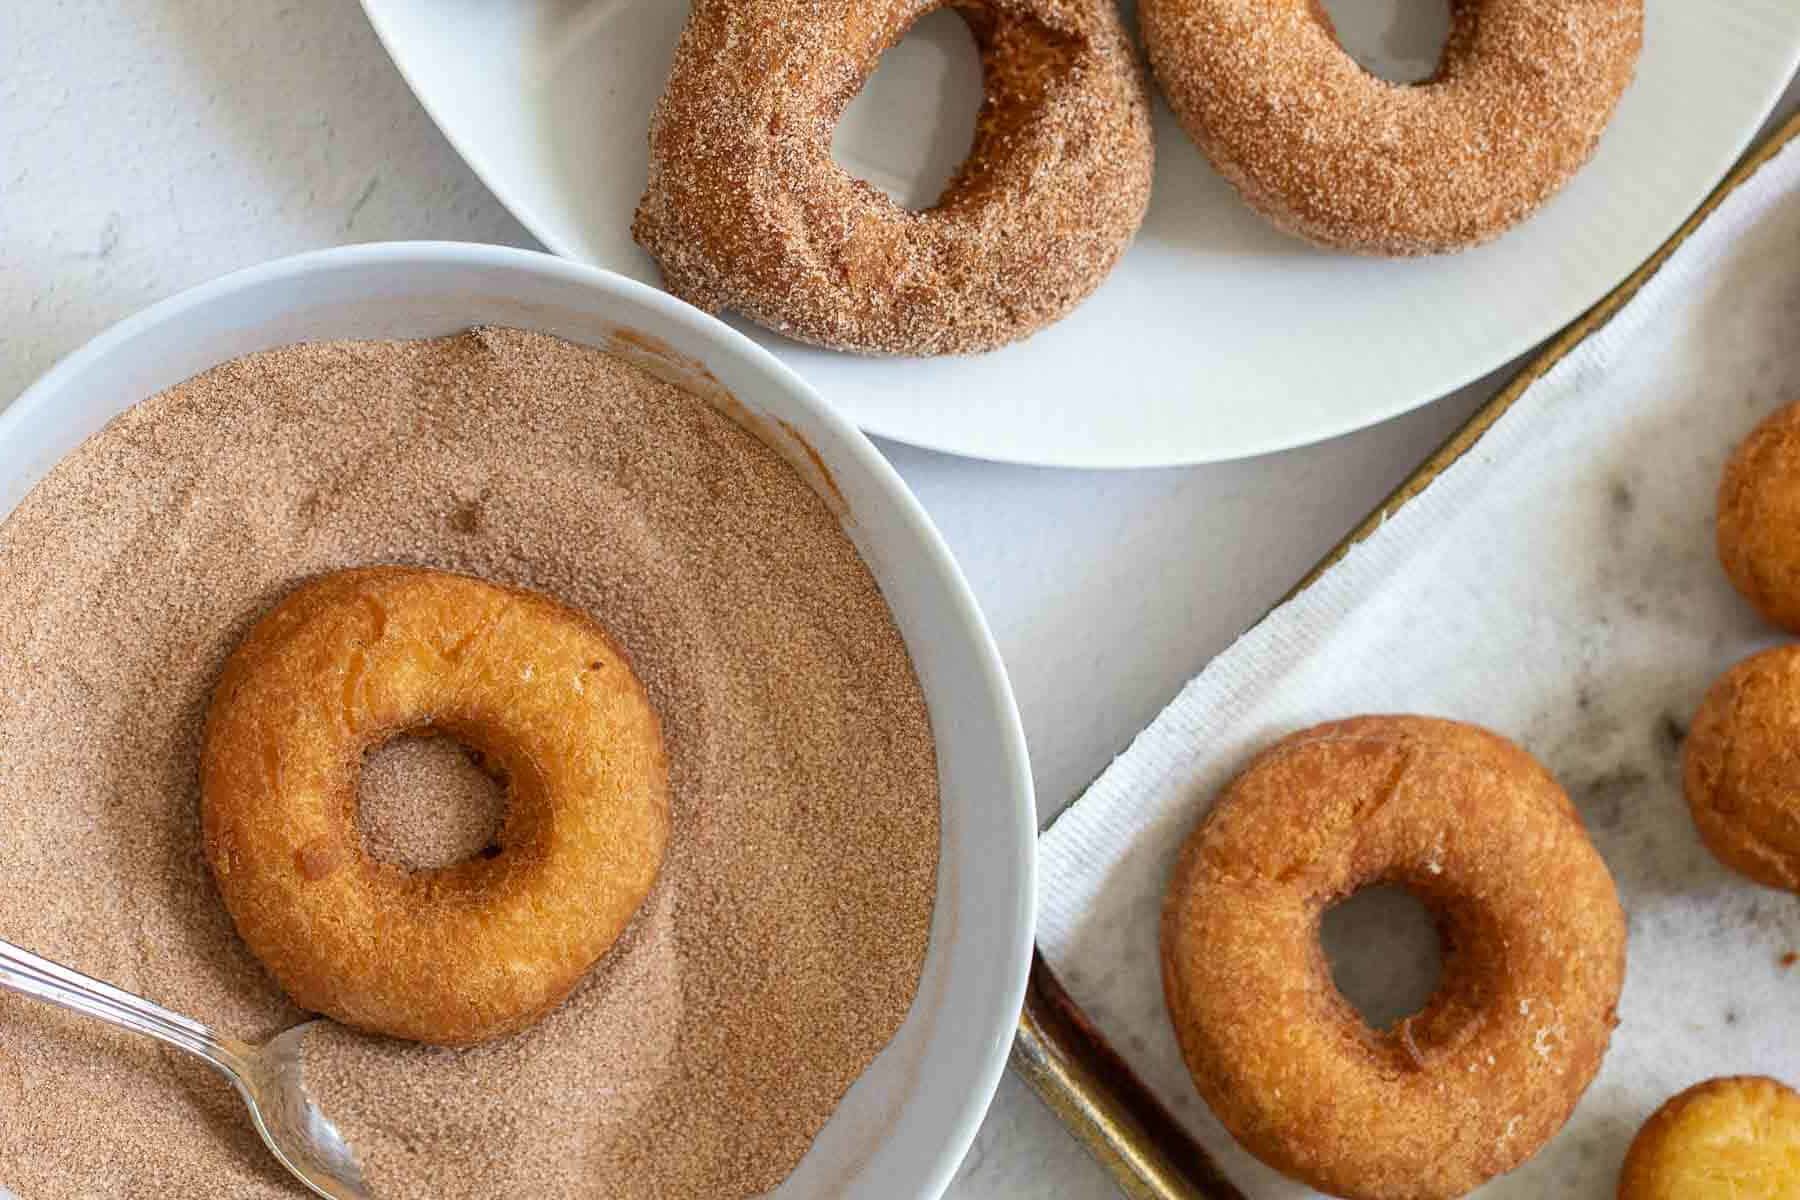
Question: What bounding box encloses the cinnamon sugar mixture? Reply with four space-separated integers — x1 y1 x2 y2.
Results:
0 328 939 1198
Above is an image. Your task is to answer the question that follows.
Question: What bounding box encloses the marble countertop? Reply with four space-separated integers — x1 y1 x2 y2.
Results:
3 3 1795 1196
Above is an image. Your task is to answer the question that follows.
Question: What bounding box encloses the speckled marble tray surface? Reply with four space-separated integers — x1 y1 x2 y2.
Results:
1036 132 1800 1196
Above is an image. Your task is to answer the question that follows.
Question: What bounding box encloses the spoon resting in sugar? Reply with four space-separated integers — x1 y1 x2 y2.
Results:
0 936 368 1199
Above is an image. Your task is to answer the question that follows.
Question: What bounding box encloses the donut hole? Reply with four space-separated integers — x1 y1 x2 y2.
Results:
1316 0 1452 85
1320 883 1445 1031
357 731 509 871
832 7 984 210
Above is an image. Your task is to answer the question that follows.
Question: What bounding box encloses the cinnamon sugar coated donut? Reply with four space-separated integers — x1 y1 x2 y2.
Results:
1162 716 1626 1200
202 566 669 1046
1619 1076 1800 1199
1684 645 1800 894
1139 0 1643 254
1718 401 1800 632
633 0 1154 355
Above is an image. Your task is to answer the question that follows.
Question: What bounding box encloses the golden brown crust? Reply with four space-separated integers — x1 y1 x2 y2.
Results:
632 0 1155 356
1161 716 1626 1200
1718 402 1800 633
201 566 669 1046
1619 1076 1800 1199
1139 0 1643 255
1684 646 1800 893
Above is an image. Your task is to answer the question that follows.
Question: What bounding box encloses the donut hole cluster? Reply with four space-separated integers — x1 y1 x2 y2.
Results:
832 6 984 211
1319 880 1445 1031
357 729 510 871
1686 400 1800 894
1315 0 1453 85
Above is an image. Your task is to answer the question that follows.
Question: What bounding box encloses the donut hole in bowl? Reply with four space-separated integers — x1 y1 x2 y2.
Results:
1316 0 1453 84
832 7 985 210
357 729 509 870
1319 881 1446 1032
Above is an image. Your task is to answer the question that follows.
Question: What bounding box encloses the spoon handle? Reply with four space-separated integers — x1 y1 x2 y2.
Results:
0 937 249 1078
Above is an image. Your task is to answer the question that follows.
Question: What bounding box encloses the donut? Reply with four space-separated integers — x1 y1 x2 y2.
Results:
201 566 669 1046
632 0 1155 356
1619 1076 1800 1199
1684 646 1800 893
1161 715 1626 1199
1718 401 1800 632
1138 0 1643 255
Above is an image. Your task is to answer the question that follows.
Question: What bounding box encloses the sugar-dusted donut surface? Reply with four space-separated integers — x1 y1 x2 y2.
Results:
634 0 1155 355
1140 0 1643 254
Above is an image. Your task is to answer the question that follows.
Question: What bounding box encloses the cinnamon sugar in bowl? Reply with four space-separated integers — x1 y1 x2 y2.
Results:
0 243 1033 1200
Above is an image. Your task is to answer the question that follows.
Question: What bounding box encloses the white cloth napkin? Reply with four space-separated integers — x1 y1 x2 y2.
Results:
1038 135 1800 1198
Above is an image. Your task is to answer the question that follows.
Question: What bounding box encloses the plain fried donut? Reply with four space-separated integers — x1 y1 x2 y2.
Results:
201 567 669 1046
1161 716 1626 1200
632 0 1155 356
1139 0 1643 254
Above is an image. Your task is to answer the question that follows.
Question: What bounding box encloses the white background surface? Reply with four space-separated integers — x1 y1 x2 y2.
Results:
1 2 1795 1195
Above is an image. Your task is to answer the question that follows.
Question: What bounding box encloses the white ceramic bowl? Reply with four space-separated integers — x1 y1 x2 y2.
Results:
0 242 1034 1200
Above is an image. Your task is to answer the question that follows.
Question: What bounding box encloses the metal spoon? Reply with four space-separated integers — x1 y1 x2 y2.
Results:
0 936 369 1199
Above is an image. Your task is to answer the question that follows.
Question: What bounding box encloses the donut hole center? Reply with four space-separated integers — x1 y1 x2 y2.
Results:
1316 0 1453 84
832 7 984 210
1320 884 1445 1031
357 731 508 871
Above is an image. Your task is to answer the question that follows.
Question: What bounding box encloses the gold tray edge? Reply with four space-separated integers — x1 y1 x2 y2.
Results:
1012 105 1800 1200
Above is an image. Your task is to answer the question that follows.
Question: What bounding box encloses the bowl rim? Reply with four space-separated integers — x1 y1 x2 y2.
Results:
0 239 1037 1200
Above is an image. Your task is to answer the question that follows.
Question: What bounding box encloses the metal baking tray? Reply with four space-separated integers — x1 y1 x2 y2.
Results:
1010 105 1800 1200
